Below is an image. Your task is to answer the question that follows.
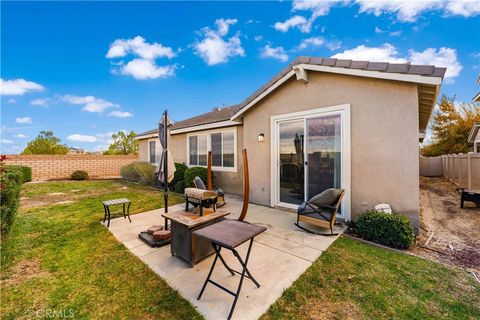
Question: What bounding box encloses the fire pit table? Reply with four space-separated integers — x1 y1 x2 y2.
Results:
162 208 230 266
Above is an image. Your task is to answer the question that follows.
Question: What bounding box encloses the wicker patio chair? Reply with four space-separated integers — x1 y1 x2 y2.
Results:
295 188 345 235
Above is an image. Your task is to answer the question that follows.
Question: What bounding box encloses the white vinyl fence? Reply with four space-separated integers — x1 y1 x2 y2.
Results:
441 153 480 190
419 156 443 177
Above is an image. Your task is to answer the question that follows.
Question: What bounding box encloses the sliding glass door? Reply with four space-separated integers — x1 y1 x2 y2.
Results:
276 112 343 209
306 114 342 200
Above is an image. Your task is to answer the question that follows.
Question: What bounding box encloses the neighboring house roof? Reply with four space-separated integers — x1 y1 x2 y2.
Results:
473 92 480 102
468 123 480 143
136 56 446 138
136 105 242 138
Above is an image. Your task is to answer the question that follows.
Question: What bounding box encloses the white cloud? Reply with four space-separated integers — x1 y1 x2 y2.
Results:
292 0 343 17
1 139 14 144
120 59 176 80
408 47 462 82
375 26 385 33
7 99 16 104
66 134 98 143
254 35 263 42
60 94 118 113
389 30 402 37
106 36 177 80
15 117 32 124
193 18 245 65
356 0 480 22
14 133 27 138
325 40 342 51
108 110 133 118
297 36 325 50
274 15 311 33
260 45 289 62
332 43 462 82
279 0 479 30
0 79 44 96
95 131 116 139
332 43 406 62
31 98 50 106
106 36 176 60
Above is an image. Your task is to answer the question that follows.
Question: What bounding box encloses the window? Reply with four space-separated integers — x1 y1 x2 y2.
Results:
187 129 236 170
149 141 156 163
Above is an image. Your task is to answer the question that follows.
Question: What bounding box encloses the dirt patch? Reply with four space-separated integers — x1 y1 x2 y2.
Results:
301 298 364 320
1 259 50 286
20 188 112 209
413 177 480 271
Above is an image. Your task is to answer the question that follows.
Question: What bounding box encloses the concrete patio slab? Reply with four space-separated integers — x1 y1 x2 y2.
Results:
106 195 344 320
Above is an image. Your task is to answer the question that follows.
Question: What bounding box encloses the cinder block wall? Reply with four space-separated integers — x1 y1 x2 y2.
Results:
5 155 138 181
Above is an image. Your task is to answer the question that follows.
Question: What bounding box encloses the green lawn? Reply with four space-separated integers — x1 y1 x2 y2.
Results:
262 236 480 320
2 180 479 319
1 180 202 320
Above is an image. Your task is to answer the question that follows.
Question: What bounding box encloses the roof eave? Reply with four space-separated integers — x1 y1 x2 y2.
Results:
468 124 480 143
230 63 443 121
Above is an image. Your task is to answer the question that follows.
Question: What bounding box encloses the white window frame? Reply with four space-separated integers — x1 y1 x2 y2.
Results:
186 127 237 172
148 140 156 164
270 104 351 221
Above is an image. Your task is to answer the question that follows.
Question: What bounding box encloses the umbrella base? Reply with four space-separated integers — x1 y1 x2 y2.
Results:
138 231 171 248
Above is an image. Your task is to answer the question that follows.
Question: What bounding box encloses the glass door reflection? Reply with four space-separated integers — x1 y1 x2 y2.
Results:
278 120 305 205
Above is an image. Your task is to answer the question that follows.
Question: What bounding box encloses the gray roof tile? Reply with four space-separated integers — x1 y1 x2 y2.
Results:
366 62 389 72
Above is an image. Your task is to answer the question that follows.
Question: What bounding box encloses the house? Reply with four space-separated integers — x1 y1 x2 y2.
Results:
468 123 480 153
473 75 480 102
136 56 446 222
68 147 86 155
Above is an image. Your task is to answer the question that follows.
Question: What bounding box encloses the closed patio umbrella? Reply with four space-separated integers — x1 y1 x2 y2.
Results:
157 110 176 225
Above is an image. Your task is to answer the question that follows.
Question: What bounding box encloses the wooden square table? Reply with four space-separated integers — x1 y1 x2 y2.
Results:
162 208 230 267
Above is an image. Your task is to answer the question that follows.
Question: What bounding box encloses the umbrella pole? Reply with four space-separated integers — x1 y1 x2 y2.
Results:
164 110 169 230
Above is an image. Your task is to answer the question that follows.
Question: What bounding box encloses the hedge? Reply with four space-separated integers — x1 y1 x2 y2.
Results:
184 166 210 188
170 163 188 188
120 162 156 186
5 165 32 183
352 210 415 249
1 170 22 236
71 170 89 180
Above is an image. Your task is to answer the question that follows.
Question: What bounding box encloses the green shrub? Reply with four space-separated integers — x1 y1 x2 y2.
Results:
120 163 141 182
174 180 186 194
71 170 89 180
1 170 22 236
184 166 210 188
5 165 32 183
170 163 188 187
120 162 155 185
352 210 415 249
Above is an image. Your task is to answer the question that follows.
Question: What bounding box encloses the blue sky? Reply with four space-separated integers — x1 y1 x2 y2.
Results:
1 1 479 153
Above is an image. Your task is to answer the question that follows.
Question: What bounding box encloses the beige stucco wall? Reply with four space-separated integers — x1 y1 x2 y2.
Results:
138 139 148 162
242 72 420 220
169 126 244 195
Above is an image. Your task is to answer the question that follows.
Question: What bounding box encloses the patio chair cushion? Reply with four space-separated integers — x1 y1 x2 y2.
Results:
185 188 216 200
302 211 332 222
194 176 207 190
152 230 171 240
147 225 164 234
309 188 344 208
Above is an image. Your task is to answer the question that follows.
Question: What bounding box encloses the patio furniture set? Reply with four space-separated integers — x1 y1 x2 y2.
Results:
102 112 345 319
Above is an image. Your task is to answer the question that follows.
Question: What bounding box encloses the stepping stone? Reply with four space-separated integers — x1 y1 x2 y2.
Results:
153 230 171 240
147 225 164 234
